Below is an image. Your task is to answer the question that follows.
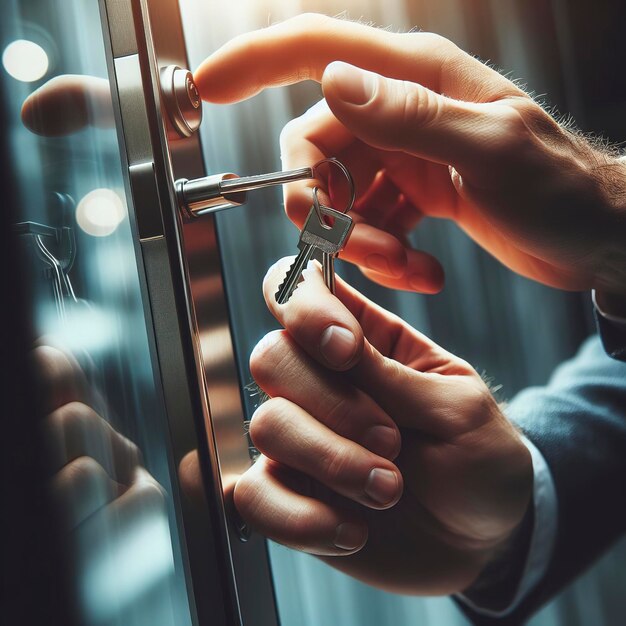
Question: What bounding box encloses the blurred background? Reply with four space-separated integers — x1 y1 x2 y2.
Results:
179 0 626 625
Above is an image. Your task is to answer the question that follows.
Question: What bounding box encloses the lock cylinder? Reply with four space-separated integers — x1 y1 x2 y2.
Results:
176 174 248 219
176 166 315 220
160 65 202 138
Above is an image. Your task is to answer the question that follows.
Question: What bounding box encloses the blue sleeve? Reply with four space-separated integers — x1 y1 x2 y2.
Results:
460 335 626 624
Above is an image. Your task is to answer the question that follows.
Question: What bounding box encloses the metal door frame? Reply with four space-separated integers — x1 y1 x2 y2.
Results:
98 1 279 624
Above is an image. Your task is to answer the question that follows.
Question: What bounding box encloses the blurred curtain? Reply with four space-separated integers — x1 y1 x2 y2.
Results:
180 0 626 624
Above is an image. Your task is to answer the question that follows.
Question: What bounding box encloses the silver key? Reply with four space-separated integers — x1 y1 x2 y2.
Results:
322 252 336 295
275 204 353 304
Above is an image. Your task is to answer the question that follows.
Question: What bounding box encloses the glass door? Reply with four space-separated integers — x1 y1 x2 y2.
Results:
2 0 278 624
1 1 197 623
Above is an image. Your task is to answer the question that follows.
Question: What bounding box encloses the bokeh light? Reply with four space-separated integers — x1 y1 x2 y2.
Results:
2 39 49 82
76 188 126 237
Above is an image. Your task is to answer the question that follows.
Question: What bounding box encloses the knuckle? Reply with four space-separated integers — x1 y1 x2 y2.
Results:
233 459 272 524
233 470 262 521
32 345 79 403
320 442 355 485
472 382 498 414
400 82 442 132
283 504 316 541
456 383 497 433
228 31 257 60
324 394 354 433
417 31 456 54
498 103 532 135
32 345 66 372
507 99 577 153
64 455 107 486
450 356 477 377
249 330 288 382
382 354 413 388
249 397 290 449
508 98 555 129
289 12 334 34
280 13 334 77
466 104 537 176
122 436 141 465
50 401 94 433
488 104 540 159
133 470 167 506
286 303 320 344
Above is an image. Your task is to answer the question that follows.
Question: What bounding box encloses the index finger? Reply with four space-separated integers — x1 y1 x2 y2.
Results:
194 13 521 104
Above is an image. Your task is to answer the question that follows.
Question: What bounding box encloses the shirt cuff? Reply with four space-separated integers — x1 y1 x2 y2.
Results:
592 289 626 326
456 435 557 618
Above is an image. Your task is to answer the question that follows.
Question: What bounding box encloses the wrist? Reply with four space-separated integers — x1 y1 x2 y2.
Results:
593 155 626 296
460 498 535 609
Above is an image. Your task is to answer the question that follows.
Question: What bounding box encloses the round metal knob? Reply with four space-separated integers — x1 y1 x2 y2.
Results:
160 65 202 137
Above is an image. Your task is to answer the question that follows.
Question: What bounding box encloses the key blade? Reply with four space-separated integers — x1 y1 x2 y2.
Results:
275 246 315 304
322 253 336 295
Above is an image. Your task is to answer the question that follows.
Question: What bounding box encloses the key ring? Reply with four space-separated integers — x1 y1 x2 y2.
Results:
311 186 327 228
311 157 356 215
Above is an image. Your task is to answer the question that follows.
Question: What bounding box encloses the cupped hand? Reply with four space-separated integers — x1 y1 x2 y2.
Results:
236 260 532 594
195 13 626 296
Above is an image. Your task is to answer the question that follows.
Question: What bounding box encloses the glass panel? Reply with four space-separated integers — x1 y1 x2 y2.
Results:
1 2 194 625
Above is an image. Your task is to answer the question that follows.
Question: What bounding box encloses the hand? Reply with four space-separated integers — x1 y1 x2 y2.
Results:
236 260 532 595
21 74 114 136
195 13 626 297
34 344 165 553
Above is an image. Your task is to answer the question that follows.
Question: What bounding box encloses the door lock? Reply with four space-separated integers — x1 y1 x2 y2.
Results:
160 65 202 138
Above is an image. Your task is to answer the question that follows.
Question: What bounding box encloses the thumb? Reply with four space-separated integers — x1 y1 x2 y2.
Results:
322 61 498 171
349 337 473 438
261 258 475 438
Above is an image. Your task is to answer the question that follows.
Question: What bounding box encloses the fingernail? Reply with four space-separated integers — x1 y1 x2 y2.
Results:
334 522 367 551
327 62 376 106
365 468 399 506
365 253 392 275
319 325 357 368
362 426 399 459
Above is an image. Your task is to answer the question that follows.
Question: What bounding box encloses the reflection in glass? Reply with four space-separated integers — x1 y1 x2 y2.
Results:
36 343 177 624
2 1 194 624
